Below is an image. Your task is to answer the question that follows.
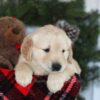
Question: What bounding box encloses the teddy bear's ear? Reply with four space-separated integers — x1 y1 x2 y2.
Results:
55 20 80 43
21 36 33 61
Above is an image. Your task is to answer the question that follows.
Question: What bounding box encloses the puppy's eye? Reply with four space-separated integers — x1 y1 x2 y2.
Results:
43 48 50 53
62 49 65 53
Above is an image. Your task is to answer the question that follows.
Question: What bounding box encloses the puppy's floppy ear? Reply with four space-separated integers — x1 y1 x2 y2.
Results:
67 46 73 64
67 46 81 74
21 36 33 61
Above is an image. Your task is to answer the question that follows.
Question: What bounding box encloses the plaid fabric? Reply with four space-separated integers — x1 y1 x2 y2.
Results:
0 67 81 100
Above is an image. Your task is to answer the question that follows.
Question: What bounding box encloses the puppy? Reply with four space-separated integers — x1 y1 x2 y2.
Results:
15 25 81 93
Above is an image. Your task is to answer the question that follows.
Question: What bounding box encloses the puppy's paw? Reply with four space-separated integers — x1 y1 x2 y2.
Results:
47 73 66 93
15 70 32 87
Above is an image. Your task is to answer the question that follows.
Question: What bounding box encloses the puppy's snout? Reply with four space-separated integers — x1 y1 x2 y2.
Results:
52 63 61 71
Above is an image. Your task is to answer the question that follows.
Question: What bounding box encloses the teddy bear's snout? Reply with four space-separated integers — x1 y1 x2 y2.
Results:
52 62 62 71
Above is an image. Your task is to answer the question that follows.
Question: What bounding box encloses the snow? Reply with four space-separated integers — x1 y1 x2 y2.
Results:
97 34 100 50
59 0 75 2
26 26 39 35
85 0 100 13
88 62 100 68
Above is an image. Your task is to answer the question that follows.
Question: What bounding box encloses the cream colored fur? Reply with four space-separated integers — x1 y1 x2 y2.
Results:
15 25 81 93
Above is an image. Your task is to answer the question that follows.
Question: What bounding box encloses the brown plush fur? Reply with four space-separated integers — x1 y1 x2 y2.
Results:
0 16 26 69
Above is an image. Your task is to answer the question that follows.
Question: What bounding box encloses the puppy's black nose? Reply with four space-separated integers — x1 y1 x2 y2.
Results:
52 63 61 71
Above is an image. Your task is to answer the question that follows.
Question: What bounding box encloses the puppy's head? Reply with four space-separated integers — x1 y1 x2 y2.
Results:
21 25 73 73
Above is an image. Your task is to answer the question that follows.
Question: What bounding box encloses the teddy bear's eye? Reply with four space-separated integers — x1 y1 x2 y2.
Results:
43 48 50 53
12 27 20 34
62 49 65 53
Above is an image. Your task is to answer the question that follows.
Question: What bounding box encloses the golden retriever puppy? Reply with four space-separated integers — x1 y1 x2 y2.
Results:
15 25 81 93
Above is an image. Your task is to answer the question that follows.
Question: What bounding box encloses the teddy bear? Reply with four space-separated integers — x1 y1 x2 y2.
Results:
0 16 26 69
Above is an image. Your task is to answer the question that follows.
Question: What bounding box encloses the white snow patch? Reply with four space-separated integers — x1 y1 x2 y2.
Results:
59 0 75 2
26 26 39 35
88 62 100 68
97 34 100 50
85 0 100 13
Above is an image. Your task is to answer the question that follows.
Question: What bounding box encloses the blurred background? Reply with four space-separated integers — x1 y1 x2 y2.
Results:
0 0 100 100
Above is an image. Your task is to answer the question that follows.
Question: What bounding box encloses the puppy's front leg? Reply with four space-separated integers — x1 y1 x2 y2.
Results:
15 61 33 87
47 72 70 93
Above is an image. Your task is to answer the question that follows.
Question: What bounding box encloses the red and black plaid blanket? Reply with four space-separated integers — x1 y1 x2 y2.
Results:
0 67 81 100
